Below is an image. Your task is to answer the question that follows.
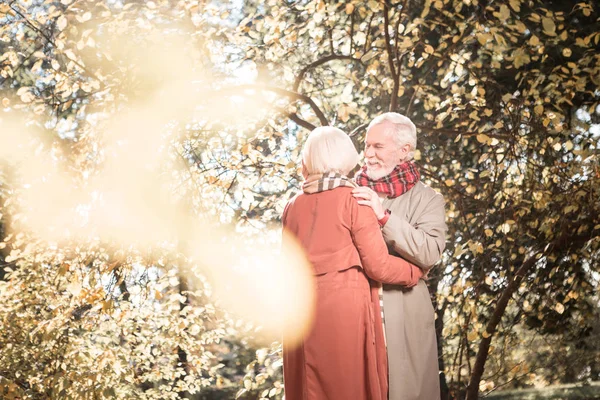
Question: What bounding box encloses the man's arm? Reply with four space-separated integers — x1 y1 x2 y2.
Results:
382 193 446 271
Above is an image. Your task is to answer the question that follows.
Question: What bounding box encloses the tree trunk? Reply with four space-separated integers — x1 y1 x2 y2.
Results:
465 232 588 399
177 271 191 399
430 271 451 399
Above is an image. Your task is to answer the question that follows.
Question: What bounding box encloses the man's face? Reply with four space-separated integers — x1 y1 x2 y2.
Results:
364 122 409 180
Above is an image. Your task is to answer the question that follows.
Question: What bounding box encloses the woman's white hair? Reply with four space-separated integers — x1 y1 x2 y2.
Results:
367 112 417 160
302 126 359 176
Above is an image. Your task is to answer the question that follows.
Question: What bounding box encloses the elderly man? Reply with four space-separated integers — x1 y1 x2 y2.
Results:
352 112 447 400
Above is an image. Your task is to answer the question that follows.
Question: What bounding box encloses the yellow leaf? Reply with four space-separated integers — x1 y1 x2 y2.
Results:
559 30 568 41
534 104 544 115
345 3 354 14
469 110 480 121
102 300 113 312
477 32 492 46
57 15 67 31
476 134 490 144
67 281 82 297
555 303 565 314
484 229 493 237
496 4 510 22
482 330 491 338
65 49 77 61
421 0 431 18
509 0 521 12
485 276 493 285
553 142 561 151
337 104 351 122
562 48 572 57
542 17 556 36
565 140 573 151
2 98 9 107
529 35 540 46
19 89 35 103
512 48 530 68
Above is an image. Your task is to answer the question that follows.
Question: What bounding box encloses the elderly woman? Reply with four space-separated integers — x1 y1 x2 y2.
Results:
282 126 423 400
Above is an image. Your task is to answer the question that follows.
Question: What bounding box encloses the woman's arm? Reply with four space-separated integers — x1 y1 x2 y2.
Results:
350 197 422 286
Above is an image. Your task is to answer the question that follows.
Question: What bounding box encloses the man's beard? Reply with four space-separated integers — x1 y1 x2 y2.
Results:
365 164 395 180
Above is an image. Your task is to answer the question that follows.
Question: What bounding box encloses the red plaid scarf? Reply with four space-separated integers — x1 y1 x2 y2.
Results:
354 161 420 198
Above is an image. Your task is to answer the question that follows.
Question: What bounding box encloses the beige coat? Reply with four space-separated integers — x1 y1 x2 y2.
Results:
381 181 447 400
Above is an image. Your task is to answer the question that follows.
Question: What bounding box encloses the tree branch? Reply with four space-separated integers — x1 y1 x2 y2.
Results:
383 1 399 112
293 54 362 93
276 107 316 131
363 13 375 55
222 84 329 126
349 122 369 138
8 4 104 88
405 84 419 115
349 10 355 54
415 123 511 140
465 231 594 399
328 27 335 54
393 0 408 57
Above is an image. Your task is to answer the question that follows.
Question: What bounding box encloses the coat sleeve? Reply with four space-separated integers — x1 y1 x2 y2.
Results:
382 192 446 271
350 197 422 286
281 200 290 227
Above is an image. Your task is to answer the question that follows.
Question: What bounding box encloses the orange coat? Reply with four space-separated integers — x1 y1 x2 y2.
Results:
282 187 422 400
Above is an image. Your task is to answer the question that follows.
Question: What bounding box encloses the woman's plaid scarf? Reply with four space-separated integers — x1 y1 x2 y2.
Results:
303 171 357 194
354 161 420 198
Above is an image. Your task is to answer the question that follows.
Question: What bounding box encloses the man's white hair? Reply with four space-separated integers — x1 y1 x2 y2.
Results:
302 126 359 176
367 112 417 160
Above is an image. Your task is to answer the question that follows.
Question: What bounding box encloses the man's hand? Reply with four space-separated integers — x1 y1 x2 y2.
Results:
352 186 386 219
